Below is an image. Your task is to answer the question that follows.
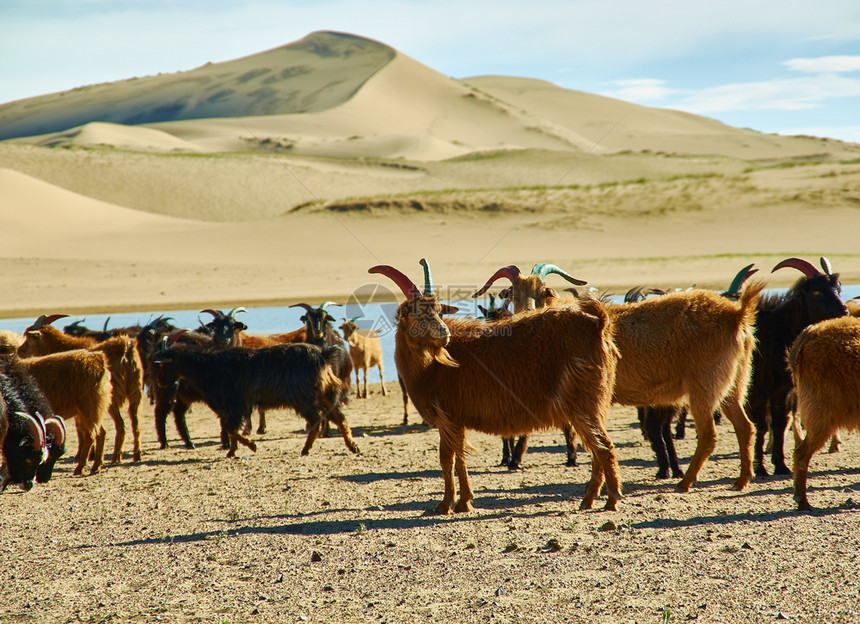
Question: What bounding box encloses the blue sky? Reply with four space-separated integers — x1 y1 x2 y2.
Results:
2 0 860 142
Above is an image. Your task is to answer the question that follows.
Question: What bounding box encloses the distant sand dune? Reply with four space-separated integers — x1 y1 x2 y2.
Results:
1 30 859 317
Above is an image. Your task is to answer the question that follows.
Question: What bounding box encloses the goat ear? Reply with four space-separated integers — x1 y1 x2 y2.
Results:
478 305 488 316
234 322 248 331
439 304 459 316
299 315 307 322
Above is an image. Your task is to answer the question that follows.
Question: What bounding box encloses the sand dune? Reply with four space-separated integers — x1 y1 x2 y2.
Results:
0 31 395 141
1 30 859 318
0 168 195 250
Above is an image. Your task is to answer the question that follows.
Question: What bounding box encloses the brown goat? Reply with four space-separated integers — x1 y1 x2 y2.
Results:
473 265 588 470
606 285 763 491
789 316 860 510
18 315 144 463
370 260 621 514
477 264 764 491
339 319 387 400
16 350 112 476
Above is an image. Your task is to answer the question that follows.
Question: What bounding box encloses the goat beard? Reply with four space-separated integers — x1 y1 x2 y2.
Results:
433 347 459 368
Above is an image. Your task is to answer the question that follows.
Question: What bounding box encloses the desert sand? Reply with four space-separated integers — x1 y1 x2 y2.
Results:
2 30 860 624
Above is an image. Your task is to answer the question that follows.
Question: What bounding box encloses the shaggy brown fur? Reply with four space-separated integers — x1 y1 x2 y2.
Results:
18 350 112 476
605 283 764 491
372 263 621 514
18 324 144 463
789 316 860 510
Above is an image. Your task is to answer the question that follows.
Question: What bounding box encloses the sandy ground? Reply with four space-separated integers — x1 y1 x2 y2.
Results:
3 385 859 624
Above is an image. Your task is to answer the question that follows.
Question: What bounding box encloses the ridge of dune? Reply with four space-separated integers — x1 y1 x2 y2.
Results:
149 51 601 160
20 121 206 152
462 75 858 159
0 31 396 141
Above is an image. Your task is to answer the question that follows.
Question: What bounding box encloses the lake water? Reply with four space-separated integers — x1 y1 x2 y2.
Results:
3 284 859 386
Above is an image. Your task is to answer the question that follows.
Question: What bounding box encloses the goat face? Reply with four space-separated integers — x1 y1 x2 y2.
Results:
339 320 357 340
301 309 336 342
795 273 848 323
17 329 48 358
1 410 47 492
396 295 458 350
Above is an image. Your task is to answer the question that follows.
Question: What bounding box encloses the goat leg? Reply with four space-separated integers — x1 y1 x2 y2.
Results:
769 397 792 475
325 408 360 455
508 435 528 470
172 400 196 449
563 425 578 467
793 427 831 511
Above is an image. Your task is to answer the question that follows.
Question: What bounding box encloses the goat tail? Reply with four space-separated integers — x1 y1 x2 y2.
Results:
738 279 766 325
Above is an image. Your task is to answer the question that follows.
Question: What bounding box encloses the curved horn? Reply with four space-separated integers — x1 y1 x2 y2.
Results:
419 258 434 295
531 263 587 286
229 307 247 318
319 302 339 311
368 265 421 300
472 265 522 298
624 286 646 304
43 416 66 447
166 329 188 349
200 309 220 319
725 264 758 296
16 412 45 449
820 256 833 276
488 293 496 308
27 313 70 331
289 303 314 313
772 258 820 279
102 317 111 332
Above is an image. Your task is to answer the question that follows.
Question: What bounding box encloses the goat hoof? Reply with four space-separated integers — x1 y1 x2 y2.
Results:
454 500 474 513
256 428 266 435
655 469 669 480
566 459 578 467
578 498 594 510
603 499 618 512
754 465 769 478
433 502 454 516
133 452 141 463
675 480 692 493
506 462 522 471
671 469 685 479
773 464 792 476
795 496 813 512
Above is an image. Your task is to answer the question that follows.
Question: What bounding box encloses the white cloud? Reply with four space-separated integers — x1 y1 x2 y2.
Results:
602 79 677 102
783 56 860 73
671 74 860 113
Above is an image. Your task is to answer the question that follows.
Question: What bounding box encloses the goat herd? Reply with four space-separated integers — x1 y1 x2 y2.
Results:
1 257 858 514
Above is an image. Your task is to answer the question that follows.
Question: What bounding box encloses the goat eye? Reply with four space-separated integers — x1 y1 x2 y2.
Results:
19 437 32 447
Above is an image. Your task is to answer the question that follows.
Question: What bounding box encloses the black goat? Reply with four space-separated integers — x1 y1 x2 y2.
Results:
137 315 243 450
0 357 49 491
748 257 847 476
291 302 353 435
152 336 360 458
